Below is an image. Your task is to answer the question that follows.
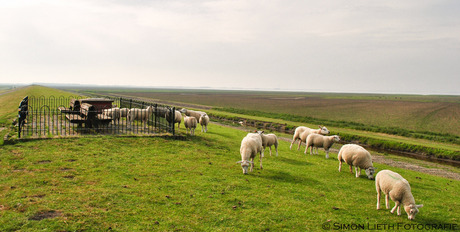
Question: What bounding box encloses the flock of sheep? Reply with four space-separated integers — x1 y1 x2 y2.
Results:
237 125 423 220
104 105 423 220
102 107 209 134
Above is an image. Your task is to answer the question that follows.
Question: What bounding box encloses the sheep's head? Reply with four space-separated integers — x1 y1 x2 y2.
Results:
236 160 253 174
255 130 264 135
319 126 330 135
365 167 377 179
332 135 340 142
404 204 423 220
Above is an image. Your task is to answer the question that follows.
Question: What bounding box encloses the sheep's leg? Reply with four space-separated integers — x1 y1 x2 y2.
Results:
385 194 390 209
205 125 207 133
355 167 360 178
250 158 254 172
201 125 204 132
349 165 353 173
269 146 272 156
338 160 342 172
376 188 381 210
391 201 400 214
325 149 329 159
297 140 302 151
290 138 297 150
275 144 278 156
259 152 263 170
397 204 401 216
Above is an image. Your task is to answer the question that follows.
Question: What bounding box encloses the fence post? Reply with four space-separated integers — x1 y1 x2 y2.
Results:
170 107 175 136
154 104 158 132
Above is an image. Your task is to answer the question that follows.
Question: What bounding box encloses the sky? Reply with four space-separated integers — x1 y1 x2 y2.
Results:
1 0 459 94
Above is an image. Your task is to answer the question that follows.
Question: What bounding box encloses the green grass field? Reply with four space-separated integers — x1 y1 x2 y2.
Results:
0 86 459 231
1 125 459 231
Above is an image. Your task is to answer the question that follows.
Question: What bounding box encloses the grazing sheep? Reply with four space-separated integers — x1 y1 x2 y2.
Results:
304 134 340 159
338 144 376 179
236 133 264 174
292 125 330 151
183 115 197 135
180 108 206 122
256 131 279 156
102 107 121 124
127 106 154 129
199 113 210 133
119 108 129 118
155 106 170 118
376 170 423 220
165 110 182 131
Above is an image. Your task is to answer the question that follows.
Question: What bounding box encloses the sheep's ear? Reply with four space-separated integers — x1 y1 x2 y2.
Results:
318 125 322 128
416 204 423 208
248 161 254 164
236 161 243 164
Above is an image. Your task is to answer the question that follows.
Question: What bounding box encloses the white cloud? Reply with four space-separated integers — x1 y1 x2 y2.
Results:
0 0 459 94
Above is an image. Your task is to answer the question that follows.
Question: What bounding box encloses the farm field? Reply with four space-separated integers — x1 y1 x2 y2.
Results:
79 88 460 137
0 85 459 231
71 87 460 161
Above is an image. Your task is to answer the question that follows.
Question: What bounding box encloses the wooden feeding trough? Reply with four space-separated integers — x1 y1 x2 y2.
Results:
59 98 114 128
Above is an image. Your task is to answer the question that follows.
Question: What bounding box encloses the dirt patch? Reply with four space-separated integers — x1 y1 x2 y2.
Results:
28 210 62 221
37 160 52 164
370 154 460 181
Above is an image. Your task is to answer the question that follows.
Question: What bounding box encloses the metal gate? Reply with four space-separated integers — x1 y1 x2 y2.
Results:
17 95 176 139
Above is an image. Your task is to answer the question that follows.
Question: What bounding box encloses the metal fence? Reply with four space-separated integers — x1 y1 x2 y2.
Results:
18 95 175 139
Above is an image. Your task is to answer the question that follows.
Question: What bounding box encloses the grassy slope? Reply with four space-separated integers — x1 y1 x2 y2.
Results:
1 125 459 231
0 86 84 144
0 85 82 126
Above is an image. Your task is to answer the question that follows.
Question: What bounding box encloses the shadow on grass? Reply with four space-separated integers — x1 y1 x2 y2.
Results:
254 169 321 186
277 156 308 166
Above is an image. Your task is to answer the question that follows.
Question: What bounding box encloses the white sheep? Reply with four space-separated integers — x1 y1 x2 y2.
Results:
180 108 206 122
291 125 330 151
102 107 121 124
236 133 264 174
338 144 376 179
256 131 279 156
304 134 340 159
375 170 423 220
183 115 197 135
165 110 182 131
119 108 129 118
127 106 154 129
199 113 210 133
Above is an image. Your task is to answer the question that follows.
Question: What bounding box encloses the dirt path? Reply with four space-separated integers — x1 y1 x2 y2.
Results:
214 122 460 181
